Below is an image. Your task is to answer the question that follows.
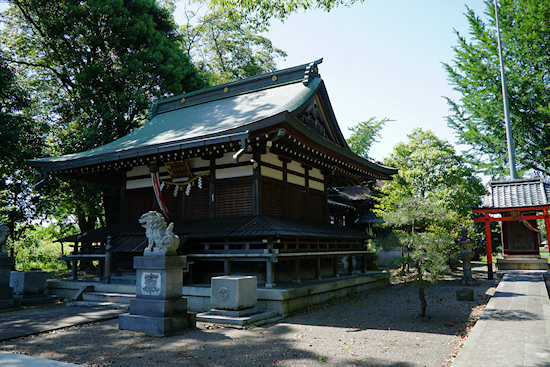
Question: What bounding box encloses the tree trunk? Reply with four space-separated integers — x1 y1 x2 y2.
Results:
418 278 427 318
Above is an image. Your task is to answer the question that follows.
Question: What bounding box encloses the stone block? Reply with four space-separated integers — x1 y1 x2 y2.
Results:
135 268 184 300
129 297 187 318
0 287 13 299
211 275 257 311
0 257 15 286
134 256 186 270
118 312 195 336
10 271 47 294
134 256 186 300
456 289 474 301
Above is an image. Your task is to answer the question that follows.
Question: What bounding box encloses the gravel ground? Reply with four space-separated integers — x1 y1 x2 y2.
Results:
0 272 498 367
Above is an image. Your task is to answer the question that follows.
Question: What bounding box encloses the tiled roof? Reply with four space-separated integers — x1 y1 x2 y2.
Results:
57 215 369 252
479 177 550 209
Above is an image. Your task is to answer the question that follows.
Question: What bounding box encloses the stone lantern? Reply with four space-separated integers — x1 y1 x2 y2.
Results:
456 228 477 286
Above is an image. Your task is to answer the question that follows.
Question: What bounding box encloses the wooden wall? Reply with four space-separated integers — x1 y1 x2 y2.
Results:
122 150 327 223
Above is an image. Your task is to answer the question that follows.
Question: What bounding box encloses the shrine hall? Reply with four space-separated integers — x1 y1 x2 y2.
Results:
28 59 398 288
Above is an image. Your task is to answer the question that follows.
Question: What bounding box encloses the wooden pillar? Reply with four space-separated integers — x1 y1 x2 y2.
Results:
544 209 550 245
360 255 366 273
316 256 322 280
347 255 353 275
293 259 301 284
332 256 339 277
282 159 288 217
71 259 78 280
252 151 260 216
209 158 216 218
303 165 311 220
484 213 493 280
224 259 231 275
266 260 275 288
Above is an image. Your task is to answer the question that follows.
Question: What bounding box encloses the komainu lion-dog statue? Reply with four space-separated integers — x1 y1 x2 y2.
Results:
139 211 180 256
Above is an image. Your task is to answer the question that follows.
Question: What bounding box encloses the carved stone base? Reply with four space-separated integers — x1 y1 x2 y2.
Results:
119 312 195 336
0 256 19 311
119 255 194 336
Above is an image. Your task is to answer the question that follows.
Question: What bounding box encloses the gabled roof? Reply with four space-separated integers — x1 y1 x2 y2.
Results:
28 59 397 179
478 177 550 209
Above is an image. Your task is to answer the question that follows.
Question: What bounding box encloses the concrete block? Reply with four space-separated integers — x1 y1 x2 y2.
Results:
135 257 185 300
118 312 195 336
211 275 257 311
456 288 474 301
0 257 14 285
0 287 13 299
10 271 47 294
129 297 187 318
134 256 186 270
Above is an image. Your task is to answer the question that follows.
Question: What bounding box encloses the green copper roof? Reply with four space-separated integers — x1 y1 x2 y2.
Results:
28 59 397 179
29 61 323 170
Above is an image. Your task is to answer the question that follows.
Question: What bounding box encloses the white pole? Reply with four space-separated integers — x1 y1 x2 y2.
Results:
494 0 517 179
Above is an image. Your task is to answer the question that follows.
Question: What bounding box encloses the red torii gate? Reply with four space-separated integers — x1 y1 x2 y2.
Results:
472 178 550 279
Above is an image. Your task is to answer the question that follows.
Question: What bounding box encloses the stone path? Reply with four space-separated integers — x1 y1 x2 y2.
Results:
0 305 124 341
452 272 550 367
0 351 85 366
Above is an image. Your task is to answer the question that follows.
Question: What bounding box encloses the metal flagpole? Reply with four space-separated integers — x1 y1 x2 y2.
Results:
494 0 517 179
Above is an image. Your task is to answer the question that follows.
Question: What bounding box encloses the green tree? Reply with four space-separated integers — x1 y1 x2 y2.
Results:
180 1 286 84
376 129 485 317
212 0 364 21
0 54 45 238
381 197 454 318
1 0 207 231
346 117 390 158
381 129 486 217
444 0 550 177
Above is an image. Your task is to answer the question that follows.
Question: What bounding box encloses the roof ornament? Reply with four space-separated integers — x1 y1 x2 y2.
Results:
303 58 323 86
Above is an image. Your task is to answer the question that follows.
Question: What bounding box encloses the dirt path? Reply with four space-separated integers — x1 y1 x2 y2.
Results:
0 274 497 367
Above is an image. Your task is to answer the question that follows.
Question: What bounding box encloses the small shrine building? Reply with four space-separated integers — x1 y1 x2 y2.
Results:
28 59 397 287
473 177 550 276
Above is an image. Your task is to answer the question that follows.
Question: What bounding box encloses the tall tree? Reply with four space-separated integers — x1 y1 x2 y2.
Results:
212 0 364 21
444 0 550 177
180 1 286 84
0 54 45 237
381 129 486 217
346 117 390 159
1 0 207 231
376 129 486 317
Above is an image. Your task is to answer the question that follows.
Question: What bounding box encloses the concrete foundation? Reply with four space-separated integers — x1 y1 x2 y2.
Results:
496 257 549 270
185 272 389 316
46 272 390 317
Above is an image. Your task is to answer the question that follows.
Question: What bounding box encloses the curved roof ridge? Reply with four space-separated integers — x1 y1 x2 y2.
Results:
149 59 324 118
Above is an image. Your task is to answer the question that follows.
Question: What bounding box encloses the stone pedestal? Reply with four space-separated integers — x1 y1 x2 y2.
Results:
119 256 195 336
10 271 55 305
197 275 277 326
0 256 19 310
211 275 257 312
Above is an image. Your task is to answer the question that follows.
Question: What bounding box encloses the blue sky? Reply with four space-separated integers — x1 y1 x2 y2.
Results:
1 0 490 161
263 0 489 161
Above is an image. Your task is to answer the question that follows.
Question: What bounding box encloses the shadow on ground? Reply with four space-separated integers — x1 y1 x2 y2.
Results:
0 274 498 367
